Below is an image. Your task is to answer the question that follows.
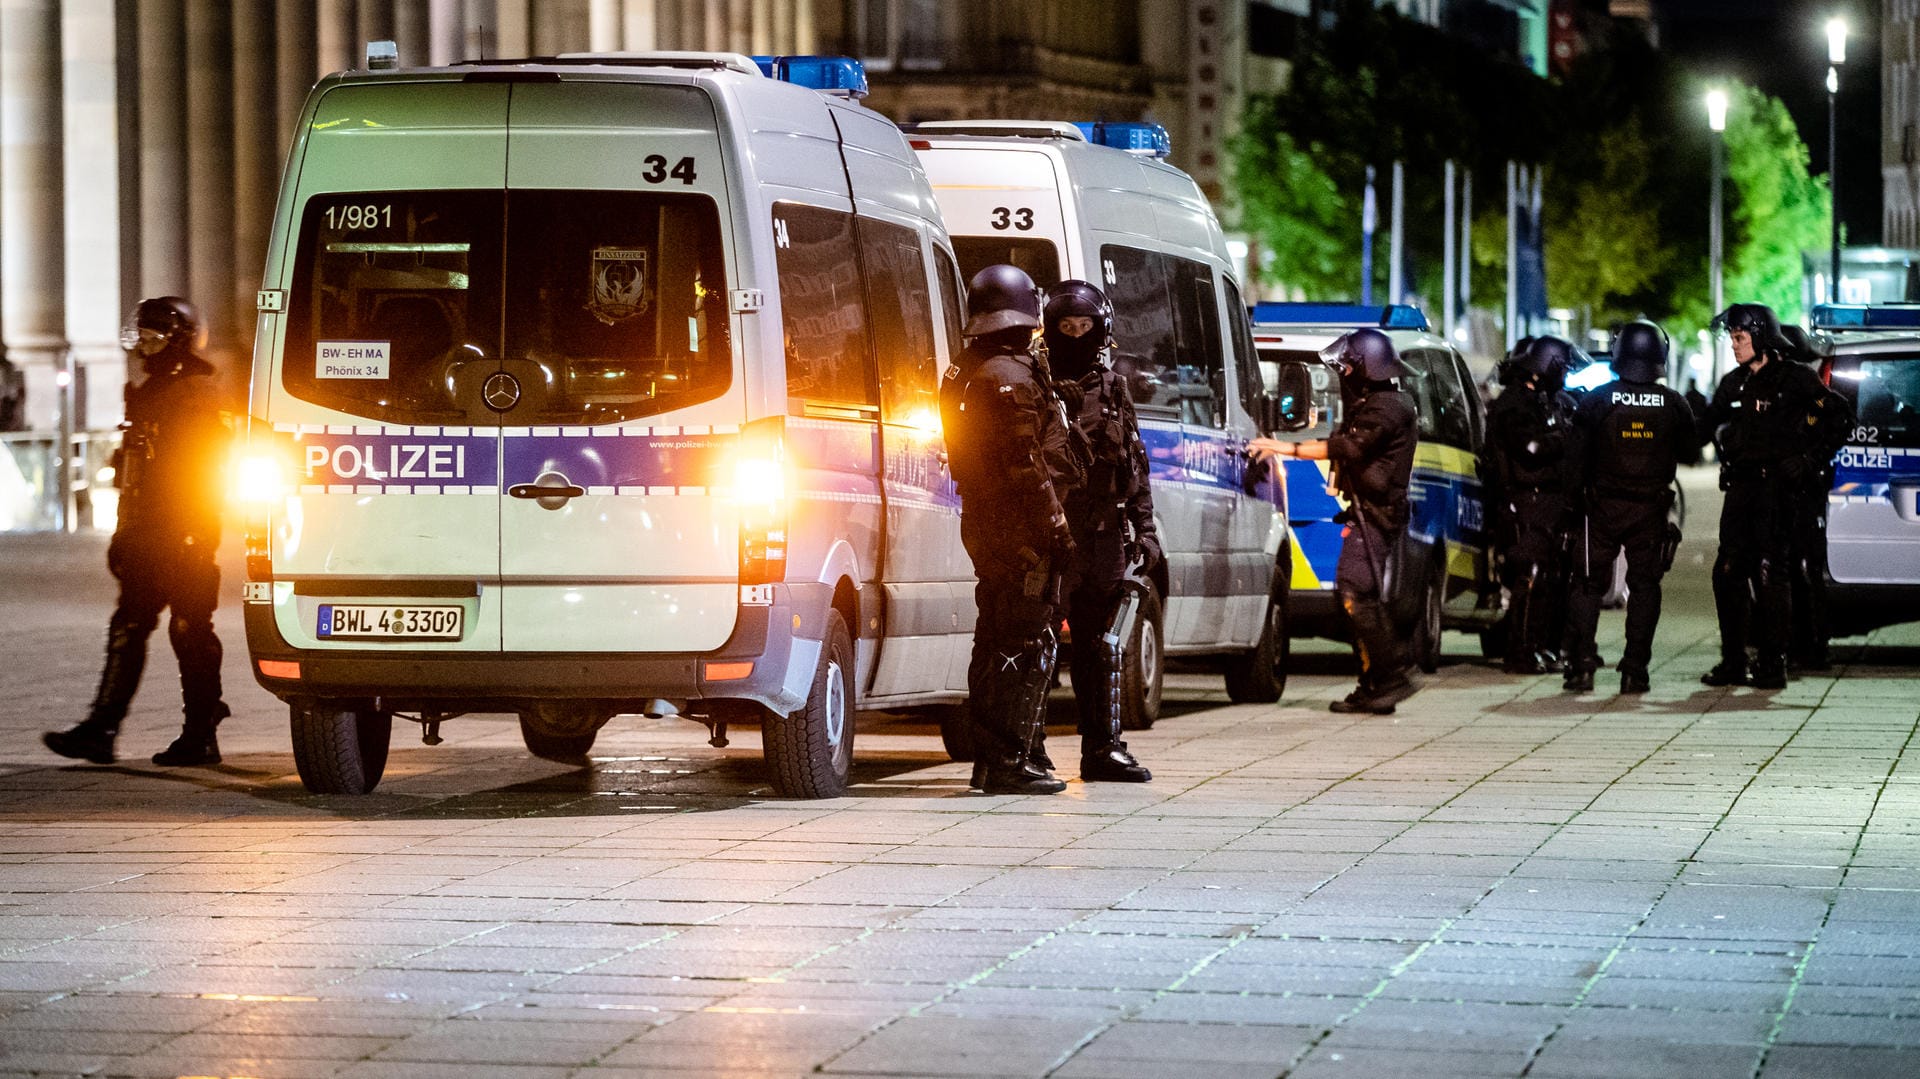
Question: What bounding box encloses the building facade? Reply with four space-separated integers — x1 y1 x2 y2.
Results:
1886 0 1920 247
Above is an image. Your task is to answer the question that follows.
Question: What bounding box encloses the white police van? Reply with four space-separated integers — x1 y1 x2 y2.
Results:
1805 304 1920 633
909 120 1305 728
237 52 976 797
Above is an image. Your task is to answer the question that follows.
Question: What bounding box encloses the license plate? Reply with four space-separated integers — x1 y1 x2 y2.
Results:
316 604 463 640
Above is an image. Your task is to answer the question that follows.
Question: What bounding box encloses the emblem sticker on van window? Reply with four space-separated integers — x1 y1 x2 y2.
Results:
587 246 651 325
316 341 391 380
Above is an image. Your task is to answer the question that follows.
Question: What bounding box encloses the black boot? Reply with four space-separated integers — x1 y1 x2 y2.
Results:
1563 668 1595 693
153 702 228 766
46 617 152 764
1334 594 1416 714
1747 657 1788 690
1619 668 1651 694
1700 661 1747 687
42 723 117 764
977 639 1065 795
1076 637 1150 782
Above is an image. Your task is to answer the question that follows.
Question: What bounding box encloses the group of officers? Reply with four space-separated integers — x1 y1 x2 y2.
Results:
41 279 1856 789
1479 303 1851 695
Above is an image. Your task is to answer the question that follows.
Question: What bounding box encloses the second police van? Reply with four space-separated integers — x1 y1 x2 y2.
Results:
1249 304 1503 668
909 119 1311 735
237 52 986 798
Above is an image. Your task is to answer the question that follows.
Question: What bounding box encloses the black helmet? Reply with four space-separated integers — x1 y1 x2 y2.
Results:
1319 327 1412 383
1609 320 1669 383
1515 335 1587 393
122 296 206 357
1710 302 1787 359
964 264 1042 337
1778 324 1834 365
1041 280 1113 377
1496 335 1536 386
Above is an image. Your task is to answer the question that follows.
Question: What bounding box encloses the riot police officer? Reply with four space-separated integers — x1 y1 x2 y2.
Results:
1252 329 1419 714
1699 303 1837 689
941 266 1082 794
1040 280 1155 783
44 297 233 766
1561 321 1700 693
1481 335 1582 674
1777 324 1853 671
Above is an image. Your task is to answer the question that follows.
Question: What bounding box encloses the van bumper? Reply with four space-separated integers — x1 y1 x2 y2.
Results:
1827 581 1920 637
244 582 831 716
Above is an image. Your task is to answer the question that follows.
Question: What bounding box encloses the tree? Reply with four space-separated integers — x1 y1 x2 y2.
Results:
1233 107 1361 298
1542 118 1671 323
1722 85 1831 326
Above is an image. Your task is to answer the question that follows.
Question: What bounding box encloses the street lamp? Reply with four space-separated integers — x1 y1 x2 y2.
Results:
1707 88 1728 382
1828 16 1847 303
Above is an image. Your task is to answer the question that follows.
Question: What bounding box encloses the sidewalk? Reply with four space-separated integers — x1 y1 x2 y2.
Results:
0 468 1916 1078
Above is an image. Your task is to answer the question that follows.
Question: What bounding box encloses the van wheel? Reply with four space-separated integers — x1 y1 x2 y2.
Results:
1120 589 1164 731
1411 566 1446 674
933 703 974 763
518 715 598 765
291 702 392 795
1224 590 1289 703
764 610 856 798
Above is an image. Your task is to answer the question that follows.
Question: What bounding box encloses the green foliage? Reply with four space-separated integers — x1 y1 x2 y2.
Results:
1542 119 1671 321
1232 104 1361 298
1722 85 1831 326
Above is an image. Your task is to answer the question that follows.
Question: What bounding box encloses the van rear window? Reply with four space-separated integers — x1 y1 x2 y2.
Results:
283 189 730 426
952 236 1061 291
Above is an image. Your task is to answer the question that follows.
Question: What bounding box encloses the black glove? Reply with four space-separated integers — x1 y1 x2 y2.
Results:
1126 530 1164 577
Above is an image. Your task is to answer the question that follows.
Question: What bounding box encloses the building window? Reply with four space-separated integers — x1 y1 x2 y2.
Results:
846 0 946 71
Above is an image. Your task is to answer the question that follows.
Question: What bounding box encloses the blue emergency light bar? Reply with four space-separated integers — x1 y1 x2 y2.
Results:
1249 302 1430 331
751 55 869 98
1073 121 1172 158
1809 303 1920 331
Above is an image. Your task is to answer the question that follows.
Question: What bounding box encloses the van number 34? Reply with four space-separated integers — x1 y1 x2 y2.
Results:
642 155 699 185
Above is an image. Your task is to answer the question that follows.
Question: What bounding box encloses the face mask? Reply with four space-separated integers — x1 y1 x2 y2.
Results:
1044 330 1102 376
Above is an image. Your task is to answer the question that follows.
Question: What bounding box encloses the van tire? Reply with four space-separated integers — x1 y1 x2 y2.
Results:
1120 588 1164 731
518 715 597 765
1411 564 1446 674
1224 589 1289 703
765 610 856 798
934 703 974 763
291 702 392 795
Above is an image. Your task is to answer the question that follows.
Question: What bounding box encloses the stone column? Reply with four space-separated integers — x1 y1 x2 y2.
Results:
725 0 750 54
461 0 492 59
534 0 589 54
318 0 356 75
493 0 529 56
276 0 317 162
621 0 655 49
393 0 430 64
703 0 724 51
232 0 277 387
63 0 123 431
138 0 188 299
793 0 814 55
589 0 619 50
749 0 770 54
428 0 463 64
770 0 791 54
185 3 237 395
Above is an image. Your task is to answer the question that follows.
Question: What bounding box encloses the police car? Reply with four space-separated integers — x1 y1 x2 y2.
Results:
1805 304 1920 633
235 52 982 798
909 119 1307 730
1249 304 1502 669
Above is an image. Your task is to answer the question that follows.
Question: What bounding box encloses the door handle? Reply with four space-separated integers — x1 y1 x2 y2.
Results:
508 483 586 500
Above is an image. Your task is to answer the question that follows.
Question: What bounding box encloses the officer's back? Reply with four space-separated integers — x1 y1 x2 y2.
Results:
1577 373 1700 493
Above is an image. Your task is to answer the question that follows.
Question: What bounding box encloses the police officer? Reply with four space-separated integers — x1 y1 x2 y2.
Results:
1561 321 1700 693
1040 280 1156 783
44 297 233 766
1481 335 1582 674
1699 303 1837 689
1778 324 1853 671
941 266 1082 794
1252 329 1419 714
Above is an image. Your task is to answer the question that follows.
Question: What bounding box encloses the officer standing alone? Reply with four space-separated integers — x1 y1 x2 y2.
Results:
1252 329 1420 714
1481 335 1582 674
44 297 233 766
1561 321 1699 693
1040 280 1156 783
940 266 1081 795
1698 303 1836 689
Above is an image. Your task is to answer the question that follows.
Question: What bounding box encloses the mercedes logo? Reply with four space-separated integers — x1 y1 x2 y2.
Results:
482 372 521 412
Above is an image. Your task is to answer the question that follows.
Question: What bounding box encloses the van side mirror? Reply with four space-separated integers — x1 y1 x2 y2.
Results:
1257 362 1315 433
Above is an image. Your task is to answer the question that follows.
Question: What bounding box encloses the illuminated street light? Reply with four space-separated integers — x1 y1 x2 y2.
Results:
1706 89 1728 133
1828 16 1847 302
1827 17 1848 64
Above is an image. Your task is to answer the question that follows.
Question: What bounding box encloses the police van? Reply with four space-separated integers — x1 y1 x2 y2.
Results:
908 120 1307 731
237 52 983 798
1803 304 1920 633
1249 304 1502 669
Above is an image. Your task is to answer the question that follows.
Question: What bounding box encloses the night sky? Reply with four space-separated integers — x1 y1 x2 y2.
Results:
1657 0 1881 242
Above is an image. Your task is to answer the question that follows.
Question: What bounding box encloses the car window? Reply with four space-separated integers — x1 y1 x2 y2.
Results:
859 218 939 427
1224 278 1262 425
933 245 965 366
1402 346 1474 449
1839 353 1920 447
951 236 1061 291
1100 244 1224 426
775 202 876 409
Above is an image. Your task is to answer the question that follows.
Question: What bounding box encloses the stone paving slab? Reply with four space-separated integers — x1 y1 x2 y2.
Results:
3 470 1919 1077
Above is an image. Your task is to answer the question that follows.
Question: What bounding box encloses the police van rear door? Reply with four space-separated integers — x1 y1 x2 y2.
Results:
496 81 739 653
1829 348 1920 586
274 81 511 653
919 146 1070 289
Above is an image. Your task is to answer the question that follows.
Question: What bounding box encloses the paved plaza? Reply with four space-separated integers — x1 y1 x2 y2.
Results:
2 468 1917 1078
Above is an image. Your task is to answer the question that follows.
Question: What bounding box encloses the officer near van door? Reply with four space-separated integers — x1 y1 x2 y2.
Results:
1040 280 1156 783
1561 321 1699 693
1251 328 1420 714
941 265 1082 795
1481 335 1581 675
44 297 234 766
1778 324 1853 671
1698 303 1835 689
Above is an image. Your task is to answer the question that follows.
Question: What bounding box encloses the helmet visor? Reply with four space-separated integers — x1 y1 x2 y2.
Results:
1318 334 1353 375
121 325 168 355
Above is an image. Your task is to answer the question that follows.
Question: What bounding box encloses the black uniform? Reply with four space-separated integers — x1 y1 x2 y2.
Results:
1701 356 1832 685
942 330 1082 791
1786 368 1853 670
1481 381 1578 672
1563 379 1699 684
45 336 231 765
1330 380 1419 706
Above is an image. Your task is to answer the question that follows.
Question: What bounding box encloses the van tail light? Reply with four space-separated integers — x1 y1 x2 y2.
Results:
235 421 296 579
732 416 789 586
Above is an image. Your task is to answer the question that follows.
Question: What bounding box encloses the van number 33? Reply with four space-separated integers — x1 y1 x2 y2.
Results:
641 155 698 185
990 207 1034 231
